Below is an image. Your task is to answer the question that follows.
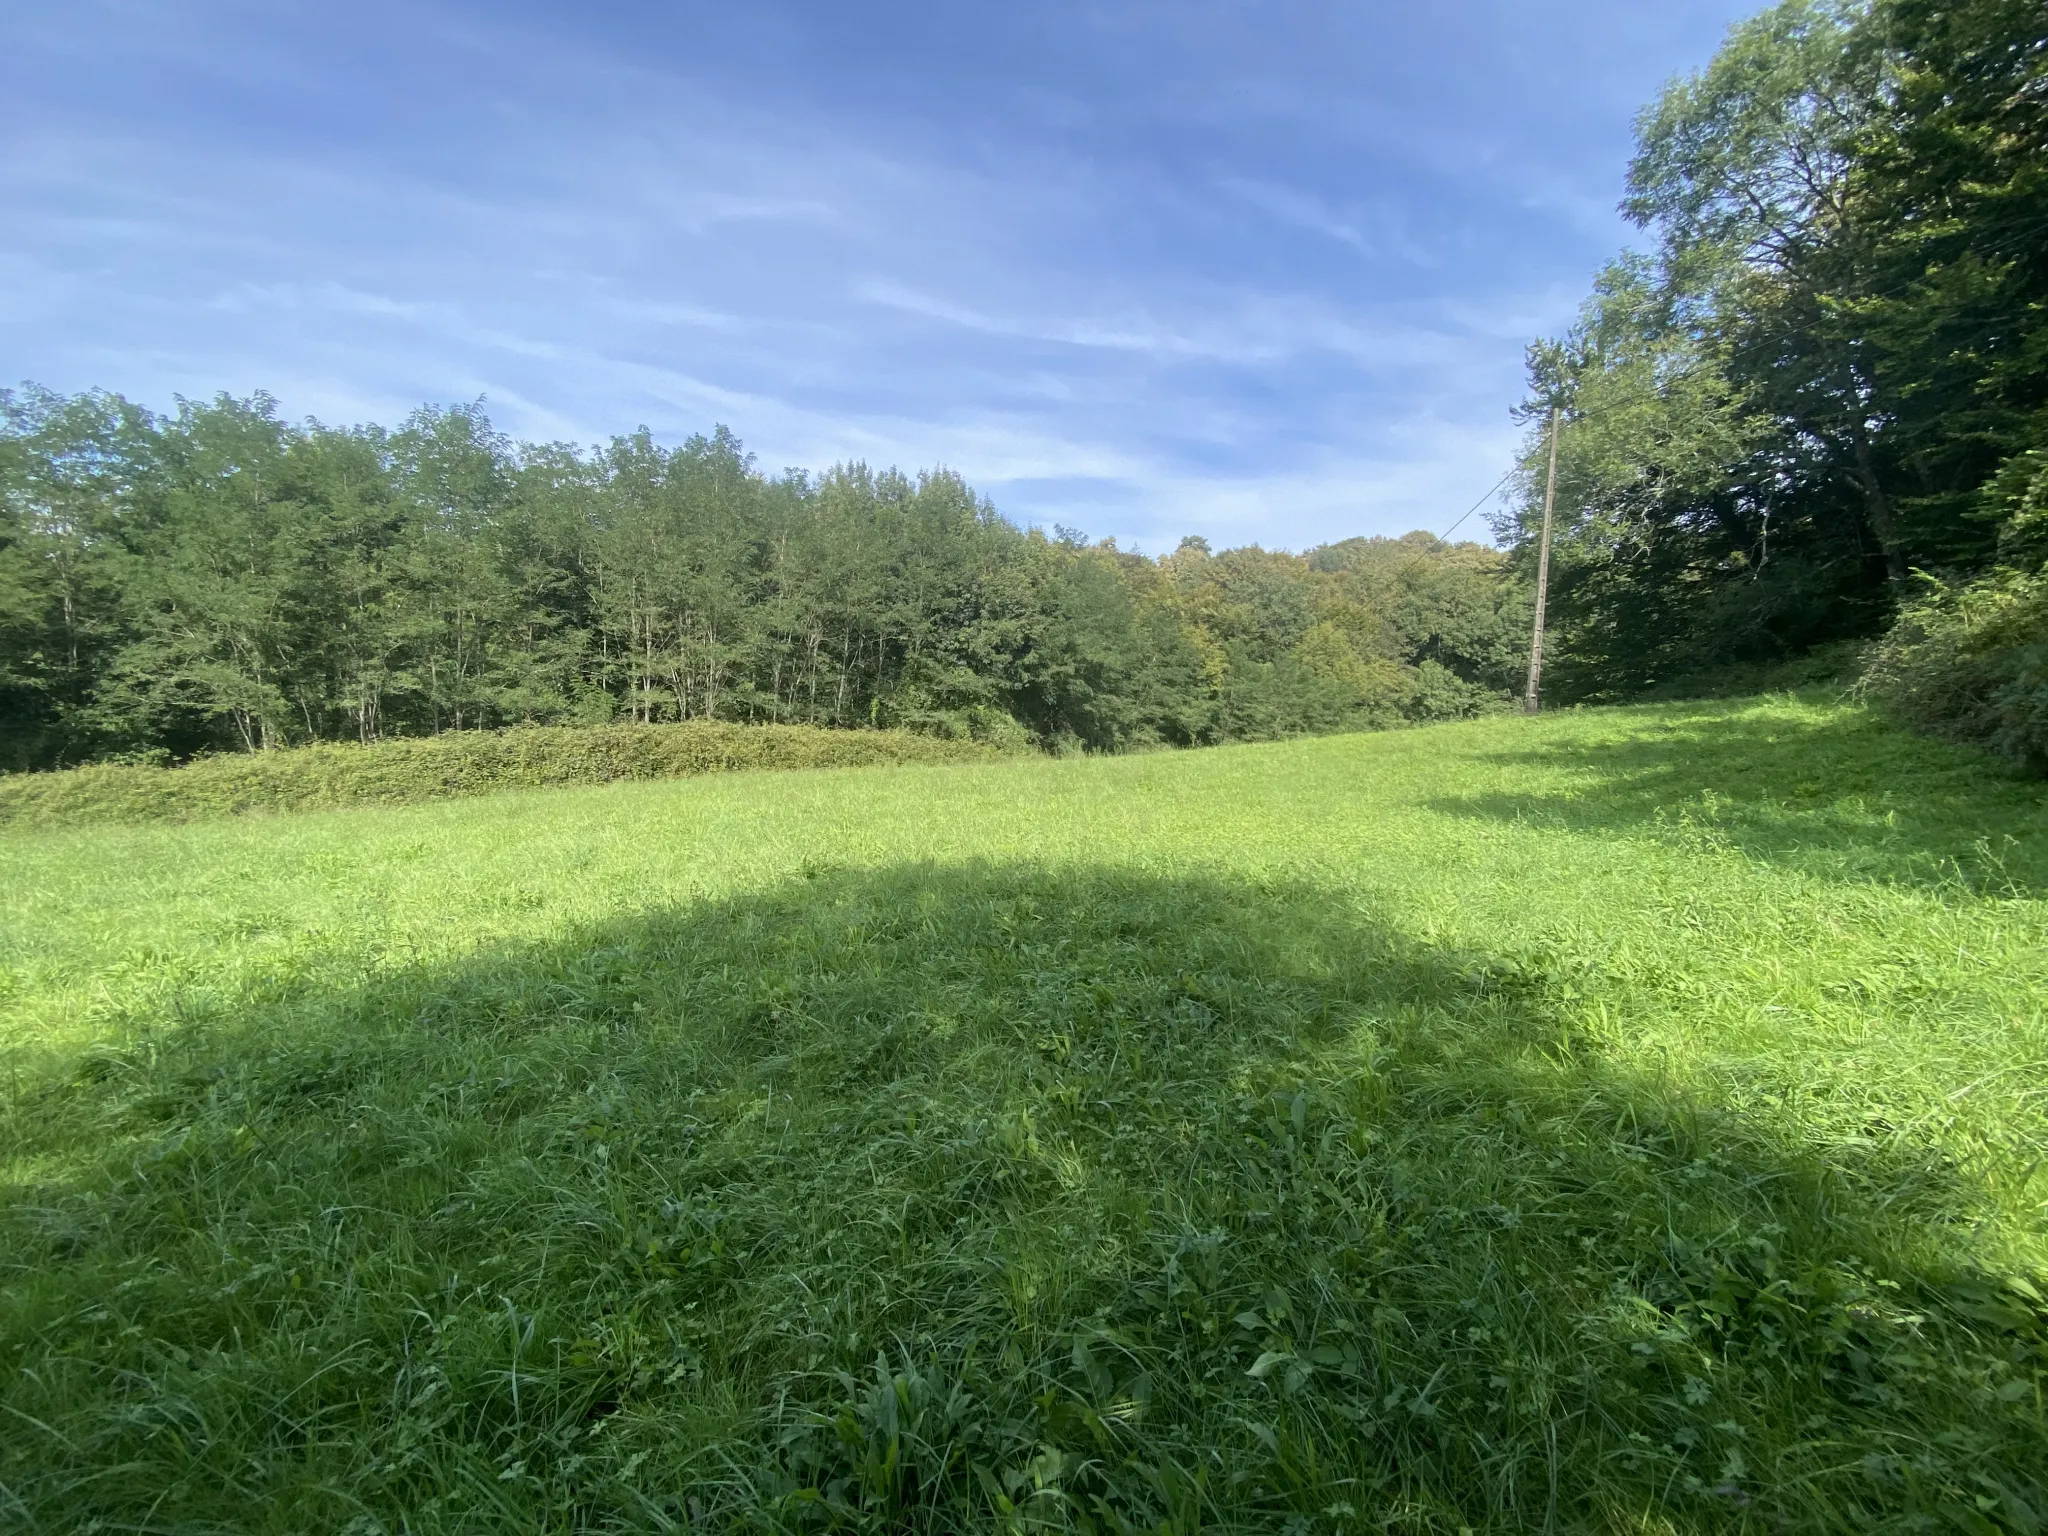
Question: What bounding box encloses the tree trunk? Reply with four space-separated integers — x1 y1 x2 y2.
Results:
1849 424 1908 585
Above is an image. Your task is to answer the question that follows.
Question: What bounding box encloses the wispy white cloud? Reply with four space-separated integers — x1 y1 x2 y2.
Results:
855 276 1519 377
856 279 1237 361
1216 177 1378 261
0 0 1756 552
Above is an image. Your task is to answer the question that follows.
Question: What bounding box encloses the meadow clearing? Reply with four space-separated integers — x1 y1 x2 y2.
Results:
2 695 2045 1533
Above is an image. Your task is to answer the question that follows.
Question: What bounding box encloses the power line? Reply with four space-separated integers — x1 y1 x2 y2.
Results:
1438 465 1519 543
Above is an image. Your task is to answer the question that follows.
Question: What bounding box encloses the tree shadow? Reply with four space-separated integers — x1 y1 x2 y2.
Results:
1430 701 2048 897
3 860 2042 1534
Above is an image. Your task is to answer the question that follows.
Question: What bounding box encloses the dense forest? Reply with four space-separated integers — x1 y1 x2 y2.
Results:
1510 0 2048 763
0 390 1522 770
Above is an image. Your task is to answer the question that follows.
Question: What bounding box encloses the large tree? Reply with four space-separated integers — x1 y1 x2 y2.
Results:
1510 0 2048 705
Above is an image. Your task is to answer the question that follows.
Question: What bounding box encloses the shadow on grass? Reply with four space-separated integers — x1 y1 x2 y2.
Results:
3 861 2043 1534
1433 701 2048 897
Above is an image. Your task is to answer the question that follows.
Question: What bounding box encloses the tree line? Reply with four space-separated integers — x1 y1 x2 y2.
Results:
1512 0 2047 761
0 388 1525 771
26 0 2026 776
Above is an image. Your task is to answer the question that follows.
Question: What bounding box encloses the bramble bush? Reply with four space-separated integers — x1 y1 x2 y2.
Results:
0 720 1000 829
1859 566 2048 775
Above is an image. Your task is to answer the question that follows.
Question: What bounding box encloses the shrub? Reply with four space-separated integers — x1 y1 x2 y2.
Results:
893 704 1038 754
1410 658 1514 720
0 721 1000 829
1636 639 1863 703
1859 567 2048 773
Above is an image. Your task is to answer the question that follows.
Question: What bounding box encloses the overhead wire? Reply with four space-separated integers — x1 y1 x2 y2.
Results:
1437 464 1520 543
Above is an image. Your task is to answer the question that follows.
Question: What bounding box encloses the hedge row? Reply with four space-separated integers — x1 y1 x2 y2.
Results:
0 722 1001 830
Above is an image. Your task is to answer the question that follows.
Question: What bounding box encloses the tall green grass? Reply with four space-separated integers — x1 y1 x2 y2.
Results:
0 720 998 829
2 696 2044 1533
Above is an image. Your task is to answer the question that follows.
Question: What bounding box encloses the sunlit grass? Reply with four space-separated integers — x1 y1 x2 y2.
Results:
3 694 2045 1532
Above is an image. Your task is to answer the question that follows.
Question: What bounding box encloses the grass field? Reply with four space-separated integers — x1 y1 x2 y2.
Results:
3 695 2045 1534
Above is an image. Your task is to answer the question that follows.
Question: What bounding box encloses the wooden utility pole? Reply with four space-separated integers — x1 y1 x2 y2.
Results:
1523 404 1561 714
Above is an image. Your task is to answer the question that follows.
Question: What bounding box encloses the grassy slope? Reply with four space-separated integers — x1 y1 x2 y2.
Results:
2 695 2045 1534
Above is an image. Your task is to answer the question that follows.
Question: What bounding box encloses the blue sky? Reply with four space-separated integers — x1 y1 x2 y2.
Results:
2 0 1756 552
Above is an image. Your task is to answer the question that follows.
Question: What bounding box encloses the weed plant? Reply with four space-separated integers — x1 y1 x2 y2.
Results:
0 721 997 830
2 695 2045 1532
